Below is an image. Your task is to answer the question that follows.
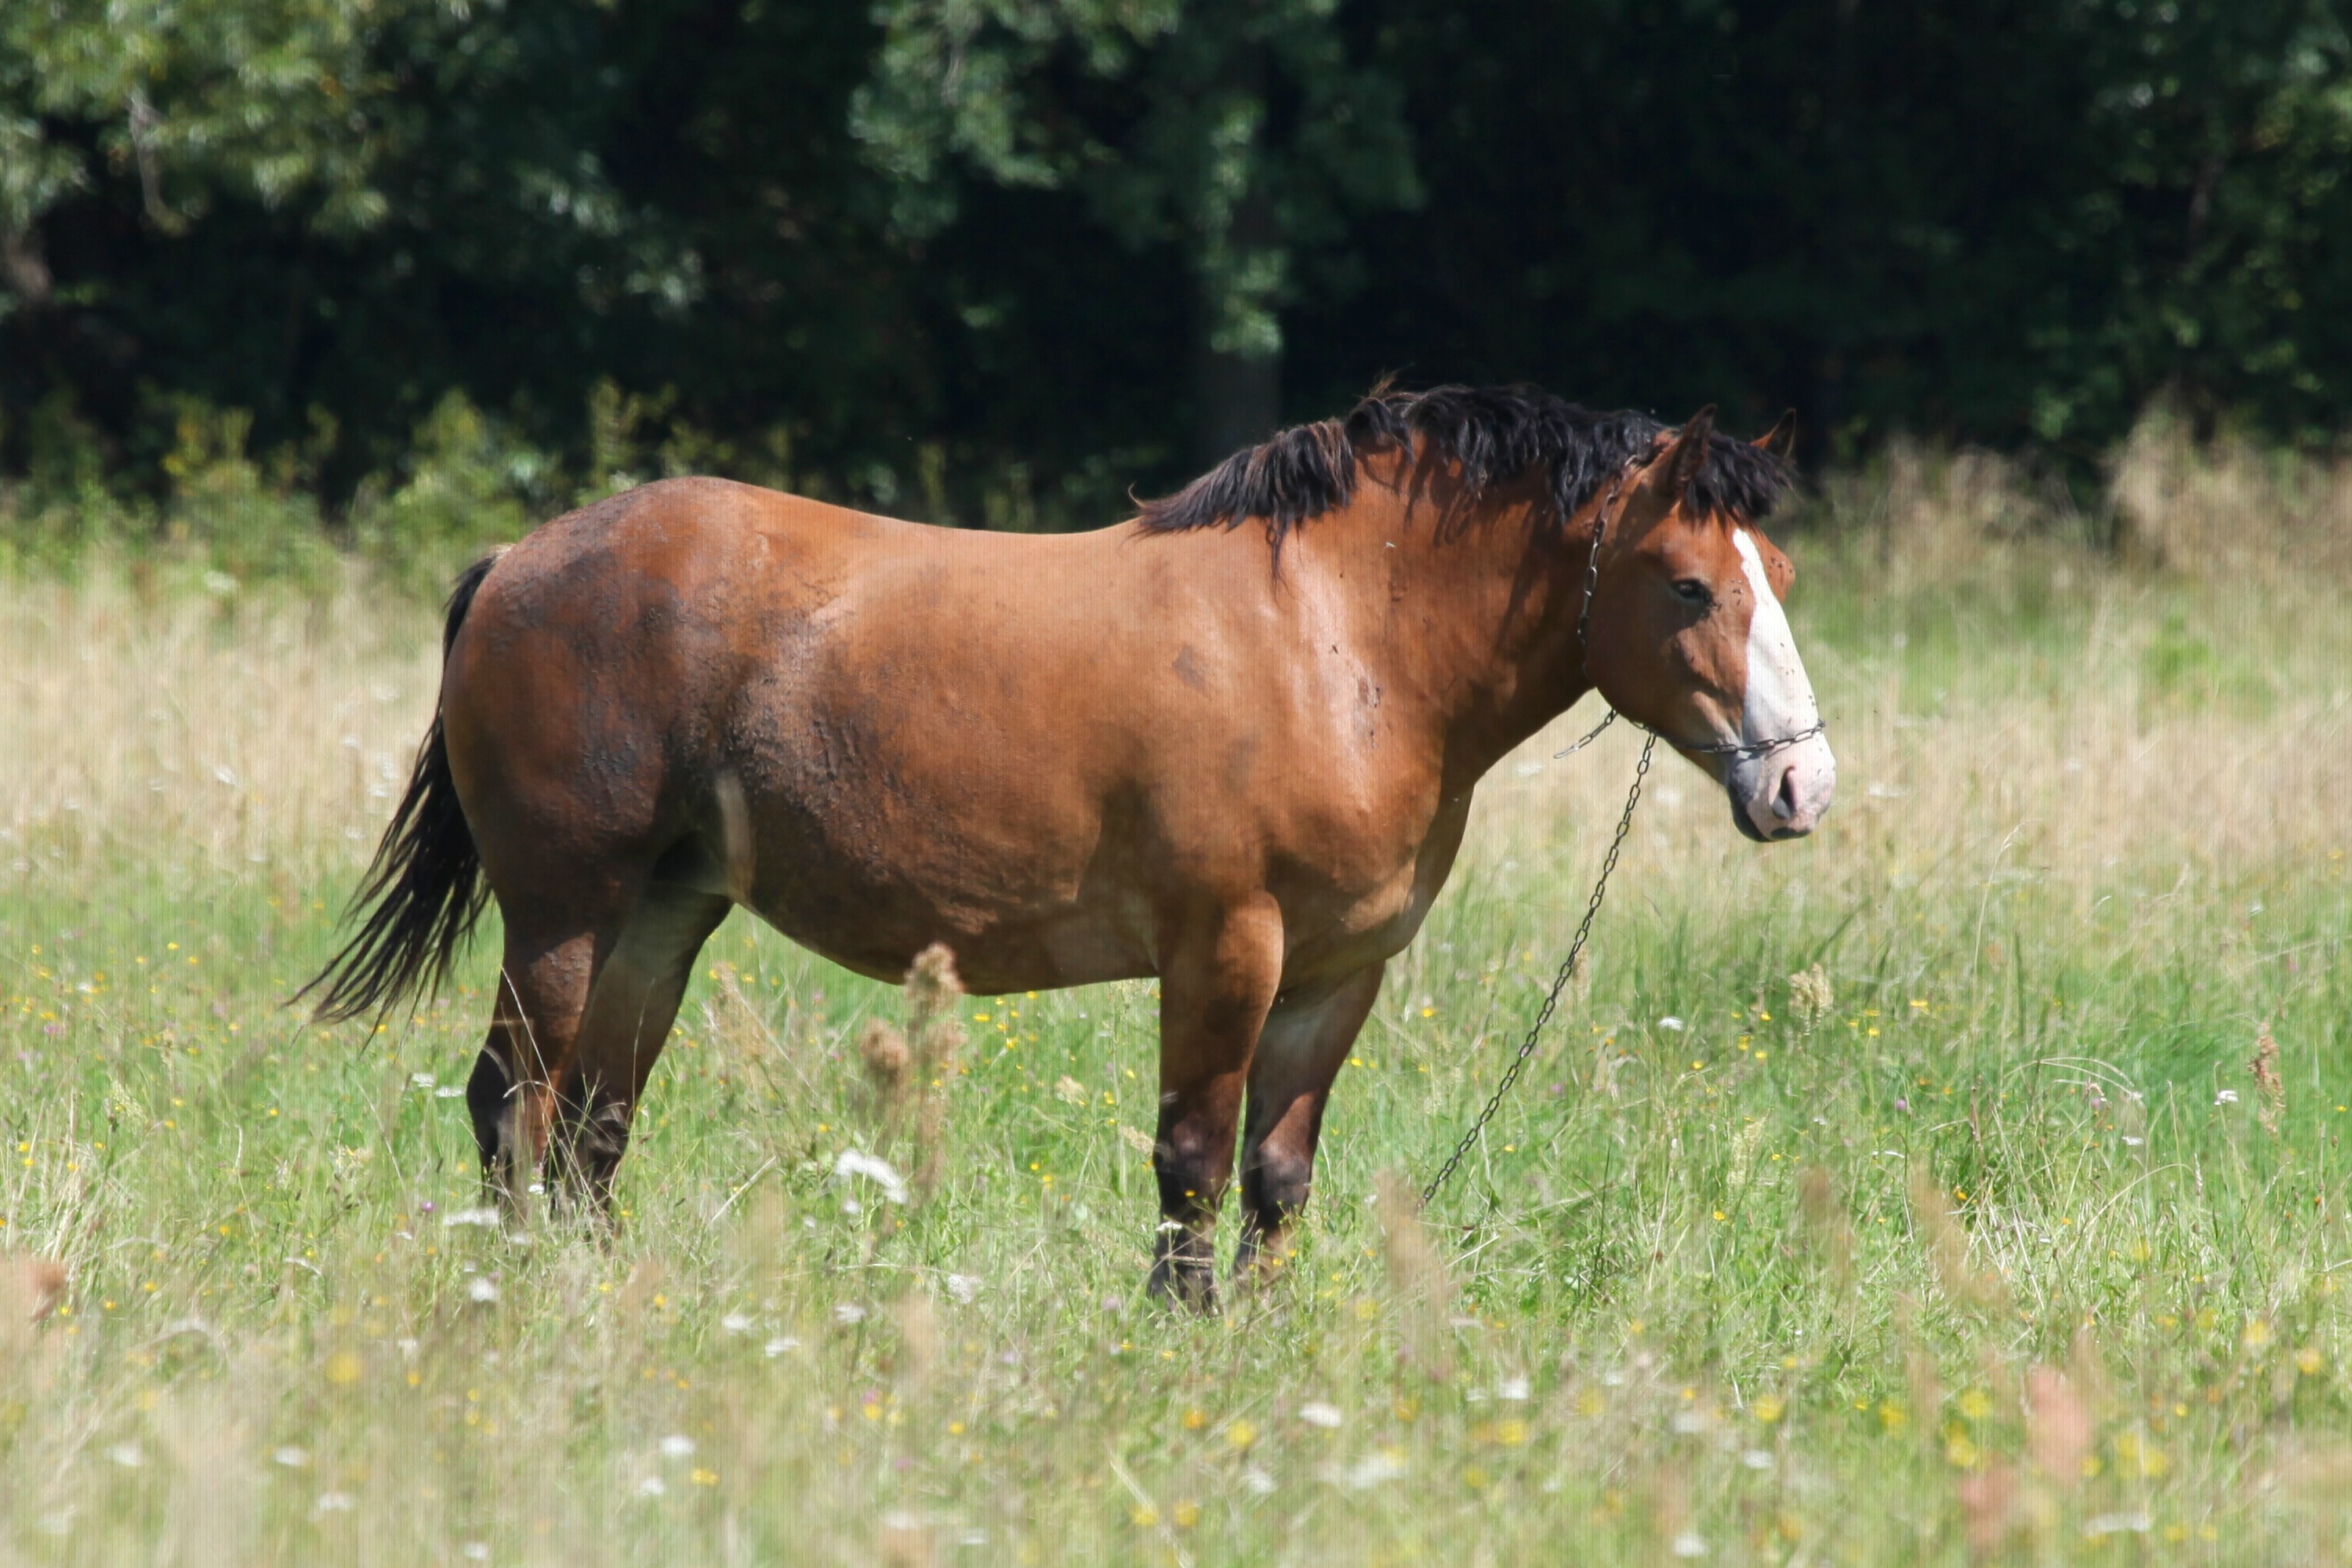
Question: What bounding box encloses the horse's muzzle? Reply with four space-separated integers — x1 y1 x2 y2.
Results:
1727 733 1836 842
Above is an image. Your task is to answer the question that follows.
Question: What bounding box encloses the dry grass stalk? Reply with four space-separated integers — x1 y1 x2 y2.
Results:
851 945 966 1196
2025 1364 2093 1486
858 1018 915 1120
2067 1324 2114 1423
893 1289 938 1396
2110 402 2352 580
1955 1462 2020 1560
1909 1171 2007 1313
2251 1023 2285 1137
1374 1170 1454 1382
905 942 963 1054
705 962 779 1088
1786 964 1834 1033
155 1388 259 1568
2 1254 67 1323
903 943 965 1196
879 1511 938 1568
0 1256 68 1384
1646 1467 1693 1563
619 1260 667 1317
1796 1166 1856 1298
1893 1294 1942 1458
731 1182 795 1281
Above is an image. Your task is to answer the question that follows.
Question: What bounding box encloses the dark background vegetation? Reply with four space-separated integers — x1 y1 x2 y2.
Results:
3 0 2348 531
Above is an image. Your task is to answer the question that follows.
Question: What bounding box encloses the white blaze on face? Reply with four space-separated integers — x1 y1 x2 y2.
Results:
1726 528 1835 837
1732 529 1817 740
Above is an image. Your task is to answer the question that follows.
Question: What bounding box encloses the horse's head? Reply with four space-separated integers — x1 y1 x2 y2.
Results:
1581 409 1835 842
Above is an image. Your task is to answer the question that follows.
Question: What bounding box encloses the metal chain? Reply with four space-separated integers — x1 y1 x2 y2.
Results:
1552 707 1617 758
1625 716 1825 761
1551 470 1629 769
1555 459 1826 765
1422 469 1640 1210
1421 730 1654 1208
1421 444 1827 1207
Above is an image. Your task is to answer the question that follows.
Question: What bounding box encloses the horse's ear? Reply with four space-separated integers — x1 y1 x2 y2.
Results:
1755 408 1797 462
1665 405 1715 493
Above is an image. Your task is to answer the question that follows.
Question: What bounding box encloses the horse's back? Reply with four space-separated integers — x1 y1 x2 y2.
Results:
438 478 1162 975
436 474 1436 990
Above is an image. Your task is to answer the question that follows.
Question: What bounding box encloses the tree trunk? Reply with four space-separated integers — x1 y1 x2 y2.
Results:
1189 35 1281 468
1192 323 1280 467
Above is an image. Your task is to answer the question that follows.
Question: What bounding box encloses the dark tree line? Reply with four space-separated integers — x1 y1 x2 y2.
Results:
4 0 2347 522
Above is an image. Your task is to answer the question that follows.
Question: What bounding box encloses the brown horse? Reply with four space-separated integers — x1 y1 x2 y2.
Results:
304 385 1835 1305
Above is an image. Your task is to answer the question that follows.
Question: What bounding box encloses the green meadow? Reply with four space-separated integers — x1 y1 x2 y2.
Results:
3 434 2350 1565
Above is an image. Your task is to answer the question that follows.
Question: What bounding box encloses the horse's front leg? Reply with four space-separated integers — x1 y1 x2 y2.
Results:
1148 896 1284 1312
1234 960 1386 1284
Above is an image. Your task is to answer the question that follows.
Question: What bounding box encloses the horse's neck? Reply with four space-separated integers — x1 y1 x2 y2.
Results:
1311 476 1596 778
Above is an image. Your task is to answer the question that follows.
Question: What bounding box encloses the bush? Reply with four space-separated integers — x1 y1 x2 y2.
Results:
350 393 554 594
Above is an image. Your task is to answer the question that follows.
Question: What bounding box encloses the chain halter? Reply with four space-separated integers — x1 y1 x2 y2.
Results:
1420 457 1823 1208
1555 467 1826 764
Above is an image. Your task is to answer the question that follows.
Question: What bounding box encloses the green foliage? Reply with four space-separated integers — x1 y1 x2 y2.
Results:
0 0 412 269
854 0 1417 362
350 392 552 593
7 0 2352 539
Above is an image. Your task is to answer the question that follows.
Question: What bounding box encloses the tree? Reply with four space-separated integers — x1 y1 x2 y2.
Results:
0 0 414 311
851 0 1417 462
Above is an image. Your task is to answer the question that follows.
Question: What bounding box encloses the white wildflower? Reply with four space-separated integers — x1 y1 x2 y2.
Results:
2083 1513 2151 1537
832 1149 909 1204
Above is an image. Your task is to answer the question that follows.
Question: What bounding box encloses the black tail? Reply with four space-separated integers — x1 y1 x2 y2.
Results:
298 551 503 1025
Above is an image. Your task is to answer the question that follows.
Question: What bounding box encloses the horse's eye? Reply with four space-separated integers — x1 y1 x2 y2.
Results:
1672 579 1712 608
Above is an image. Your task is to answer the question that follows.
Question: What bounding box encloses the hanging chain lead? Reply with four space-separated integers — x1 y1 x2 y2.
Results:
1421 731 1655 1209
1553 707 1617 757
1421 440 1821 1207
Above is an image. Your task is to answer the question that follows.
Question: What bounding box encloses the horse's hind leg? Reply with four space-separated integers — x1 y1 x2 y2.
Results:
467 927 601 1213
550 881 731 1210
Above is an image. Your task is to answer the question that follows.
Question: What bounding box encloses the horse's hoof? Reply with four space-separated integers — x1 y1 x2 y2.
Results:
1146 1258 1219 1316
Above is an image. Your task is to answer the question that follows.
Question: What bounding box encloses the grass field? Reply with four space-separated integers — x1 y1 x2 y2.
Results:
3 436 2350 1565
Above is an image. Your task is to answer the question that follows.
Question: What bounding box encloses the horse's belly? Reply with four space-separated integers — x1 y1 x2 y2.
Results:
734 809 1156 995
755 896 1156 996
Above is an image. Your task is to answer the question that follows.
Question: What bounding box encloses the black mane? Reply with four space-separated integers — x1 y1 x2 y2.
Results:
1136 384 1794 551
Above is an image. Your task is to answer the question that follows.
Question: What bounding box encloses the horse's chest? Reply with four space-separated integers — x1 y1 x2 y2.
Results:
1287 795 1470 975
1348 876 1439 954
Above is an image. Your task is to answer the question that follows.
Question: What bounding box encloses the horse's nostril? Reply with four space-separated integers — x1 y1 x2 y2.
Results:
1772 765 1801 821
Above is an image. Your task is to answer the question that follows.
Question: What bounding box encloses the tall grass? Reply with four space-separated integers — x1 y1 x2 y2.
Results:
1 431 2348 1563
